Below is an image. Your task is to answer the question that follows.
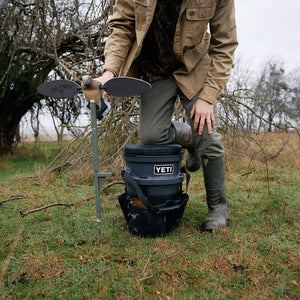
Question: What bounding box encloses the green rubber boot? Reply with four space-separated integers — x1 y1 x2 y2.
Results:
201 155 229 231
171 121 201 172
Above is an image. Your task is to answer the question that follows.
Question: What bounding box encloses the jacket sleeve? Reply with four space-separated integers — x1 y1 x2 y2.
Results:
199 0 238 104
103 0 136 76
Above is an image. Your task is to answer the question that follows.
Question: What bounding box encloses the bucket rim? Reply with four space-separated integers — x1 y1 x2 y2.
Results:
124 144 182 155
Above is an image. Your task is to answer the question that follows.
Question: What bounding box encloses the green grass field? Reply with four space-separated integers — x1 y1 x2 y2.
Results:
0 135 299 299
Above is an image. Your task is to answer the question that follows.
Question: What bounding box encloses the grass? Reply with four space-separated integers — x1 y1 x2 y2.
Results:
0 142 65 179
0 133 299 299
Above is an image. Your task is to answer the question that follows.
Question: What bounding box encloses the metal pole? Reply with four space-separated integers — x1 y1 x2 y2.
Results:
90 100 112 242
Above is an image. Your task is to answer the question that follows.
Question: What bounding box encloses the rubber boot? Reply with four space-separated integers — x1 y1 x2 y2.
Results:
201 155 229 231
171 121 201 172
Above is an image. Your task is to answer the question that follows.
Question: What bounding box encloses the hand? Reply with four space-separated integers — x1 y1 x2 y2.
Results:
81 71 115 103
190 98 215 135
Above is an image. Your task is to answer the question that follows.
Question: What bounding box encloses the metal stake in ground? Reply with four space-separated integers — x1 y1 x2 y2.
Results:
90 100 112 242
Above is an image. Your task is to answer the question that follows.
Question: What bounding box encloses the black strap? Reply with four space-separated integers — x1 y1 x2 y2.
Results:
180 166 190 193
122 169 156 211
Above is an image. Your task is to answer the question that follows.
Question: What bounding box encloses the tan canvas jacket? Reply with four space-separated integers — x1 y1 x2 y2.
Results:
103 0 238 104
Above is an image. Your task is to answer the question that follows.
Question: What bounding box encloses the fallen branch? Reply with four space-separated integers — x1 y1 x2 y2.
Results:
0 194 45 206
0 194 49 216
100 181 125 193
19 197 93 217
2 180 125 218
19 181 126 216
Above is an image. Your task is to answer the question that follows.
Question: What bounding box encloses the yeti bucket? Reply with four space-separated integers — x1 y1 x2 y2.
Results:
118 144 189 237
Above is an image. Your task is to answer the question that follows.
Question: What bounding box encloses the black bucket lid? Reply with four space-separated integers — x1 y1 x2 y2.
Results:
124 144 182 155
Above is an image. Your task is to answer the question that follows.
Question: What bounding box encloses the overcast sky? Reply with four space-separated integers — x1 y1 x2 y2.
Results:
235 0 300 71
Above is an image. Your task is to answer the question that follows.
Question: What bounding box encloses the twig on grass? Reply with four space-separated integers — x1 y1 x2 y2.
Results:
0 194 50 216
0 194 45 206
1 179 126 217
100 181 125 193
18 197 93 217
19 197 93 217
0 194 93 217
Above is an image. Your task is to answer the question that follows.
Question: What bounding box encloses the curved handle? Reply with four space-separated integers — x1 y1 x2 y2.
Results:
157 204 181 212
122 168 189 213
122 169 156 211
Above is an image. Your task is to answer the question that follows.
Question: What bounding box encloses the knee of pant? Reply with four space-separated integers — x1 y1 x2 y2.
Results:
139 127 169 145
196 129 225 158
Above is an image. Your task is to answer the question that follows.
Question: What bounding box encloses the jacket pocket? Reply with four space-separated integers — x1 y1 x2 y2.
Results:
186 7 215 21
183 7 214 47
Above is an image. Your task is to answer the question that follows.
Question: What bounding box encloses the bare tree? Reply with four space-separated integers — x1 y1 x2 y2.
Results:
217 59 297 134
254 61 289 132
286 68 300 125
0 0 113 153
30 102 43 143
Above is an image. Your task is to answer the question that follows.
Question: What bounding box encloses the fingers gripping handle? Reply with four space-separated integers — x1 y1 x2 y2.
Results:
81 75 102 107
84 79 111 121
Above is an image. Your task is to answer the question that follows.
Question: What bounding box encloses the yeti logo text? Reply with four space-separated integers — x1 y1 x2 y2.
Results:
154 165 174 175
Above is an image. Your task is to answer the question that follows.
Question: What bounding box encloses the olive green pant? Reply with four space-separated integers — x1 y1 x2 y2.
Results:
139 79 225 159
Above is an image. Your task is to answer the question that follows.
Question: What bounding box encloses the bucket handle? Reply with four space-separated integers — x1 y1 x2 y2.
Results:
180 166 190 193
121 168 189 213
122 168 157 211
